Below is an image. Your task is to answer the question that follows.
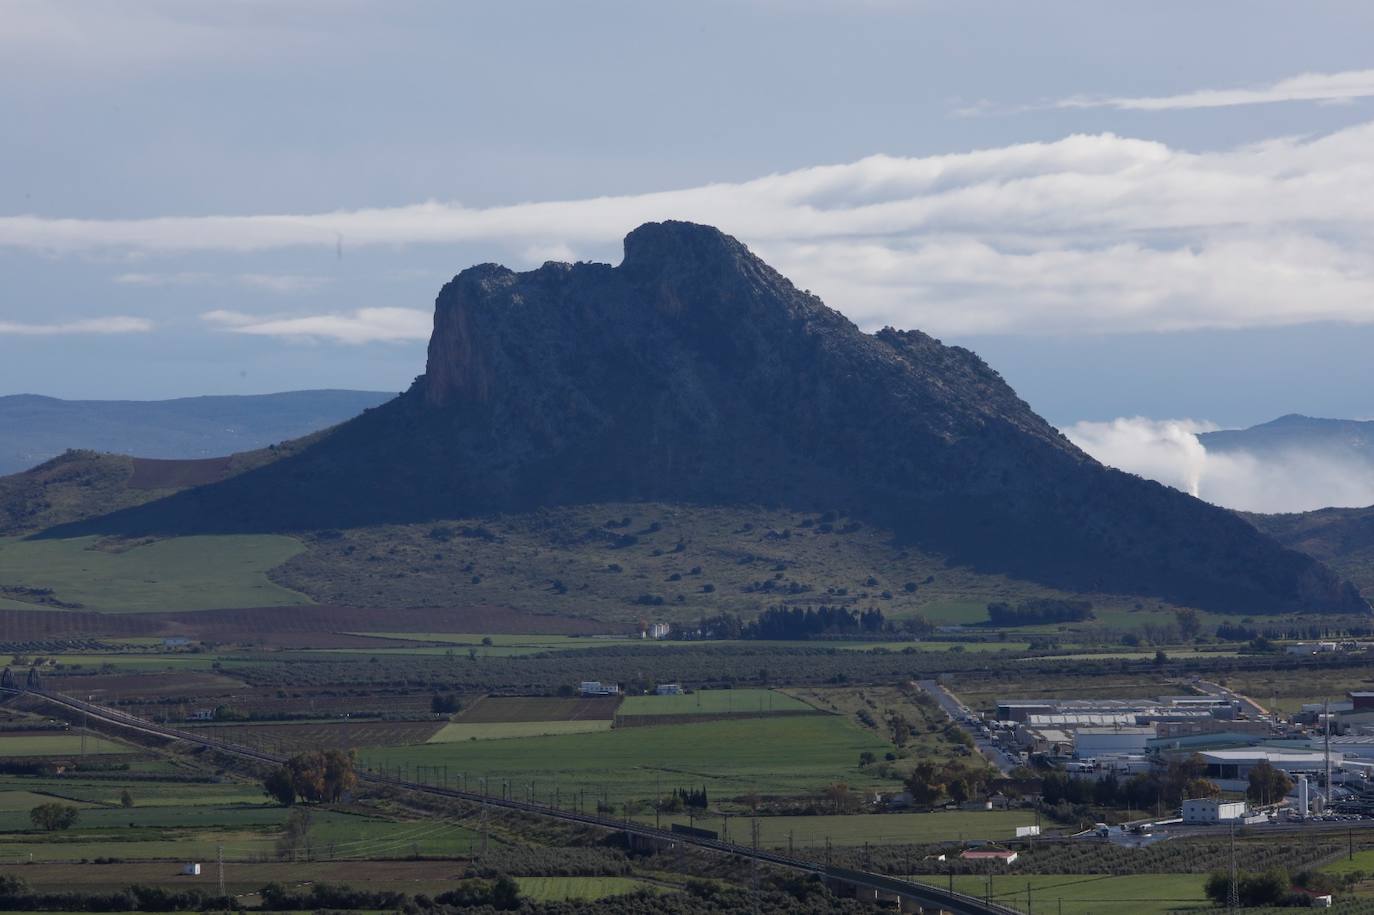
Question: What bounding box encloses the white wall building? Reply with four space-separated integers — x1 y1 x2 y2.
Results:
579 681 621 696
1182 798 1247 824
1075 727 1154 758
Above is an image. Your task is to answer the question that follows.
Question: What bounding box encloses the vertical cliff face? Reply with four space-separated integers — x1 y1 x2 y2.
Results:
40 221 1368 614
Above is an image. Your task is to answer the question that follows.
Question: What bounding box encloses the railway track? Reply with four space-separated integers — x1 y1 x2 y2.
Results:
2 685 1018 914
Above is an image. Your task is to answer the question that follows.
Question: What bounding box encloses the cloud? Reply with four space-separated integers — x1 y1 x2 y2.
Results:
202 307 429 344
0 316 154 335
115 272 330 293
1065 417 1374 514
1056 68 1374 112
8 121 1374 335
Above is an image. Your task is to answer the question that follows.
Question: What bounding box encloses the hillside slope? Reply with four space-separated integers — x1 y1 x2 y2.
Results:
40 222 1366 615
1248 506 1374 596
0 389 393 475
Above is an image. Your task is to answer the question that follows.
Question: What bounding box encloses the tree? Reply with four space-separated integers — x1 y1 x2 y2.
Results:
905 762 944 806
276 807 314 861
263 766 297 806
29 802 78 831
823 782 857 814
430 693 461 715
1184 778 1221 800
1247 760 1294 806
1206 868 1289 907
858 751 876 767
119 788 134 808
490 875 523 911
1175 608 1202 640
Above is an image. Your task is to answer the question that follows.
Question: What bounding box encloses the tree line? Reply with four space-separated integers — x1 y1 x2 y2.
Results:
673 606 931 641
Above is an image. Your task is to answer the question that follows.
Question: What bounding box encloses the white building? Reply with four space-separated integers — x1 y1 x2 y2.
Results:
646 622 671 640
1075 727 1154 758
1198 749 1328 782
579 681 620 696
655 683 684 695
1182 797 1247 824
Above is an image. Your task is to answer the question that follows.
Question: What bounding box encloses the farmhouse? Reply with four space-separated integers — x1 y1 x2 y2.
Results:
579 680 621 696
655 683 684 695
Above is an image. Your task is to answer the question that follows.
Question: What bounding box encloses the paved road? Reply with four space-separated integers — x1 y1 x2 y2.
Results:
1193 678 1269 718
916 679 1019 774
4 685 1019 915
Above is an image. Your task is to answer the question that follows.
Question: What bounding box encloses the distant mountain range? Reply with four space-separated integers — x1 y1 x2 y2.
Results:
28 221 1365 615
0 390 394 475
1201 414 1374 463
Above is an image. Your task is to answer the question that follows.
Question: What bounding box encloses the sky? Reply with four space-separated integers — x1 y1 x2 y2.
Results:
2 1 1373 509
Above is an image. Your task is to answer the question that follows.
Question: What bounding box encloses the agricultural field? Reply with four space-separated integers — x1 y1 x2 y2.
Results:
515 876 671 901
783 684 970 774
183 719 444 752
653 810 1042 848
359 714 893 811
1222 666 1374 715
913 873 1210 915
456 696 622 723
0 732 133 756
429 720 613 741
0 534 308 612
619 688 810 716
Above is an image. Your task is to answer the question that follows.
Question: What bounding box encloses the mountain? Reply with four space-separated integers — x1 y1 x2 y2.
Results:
1248 506 1374 597
1200 414 1374 463
36 222 1366 615
0 390 394 476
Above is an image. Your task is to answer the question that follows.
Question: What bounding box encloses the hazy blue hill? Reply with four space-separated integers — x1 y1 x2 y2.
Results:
1201 414 1374 461
0 390 394 475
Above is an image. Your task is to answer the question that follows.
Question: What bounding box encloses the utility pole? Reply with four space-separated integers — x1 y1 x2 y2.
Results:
750 817 760 915
1227 822 1239 912
1325 697 1333 812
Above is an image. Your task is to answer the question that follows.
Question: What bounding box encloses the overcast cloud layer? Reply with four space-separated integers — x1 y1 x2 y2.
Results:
4 120 1373 341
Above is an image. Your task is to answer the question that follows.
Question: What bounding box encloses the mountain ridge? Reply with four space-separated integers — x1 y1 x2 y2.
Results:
32 222 1367 615
0 389 394 476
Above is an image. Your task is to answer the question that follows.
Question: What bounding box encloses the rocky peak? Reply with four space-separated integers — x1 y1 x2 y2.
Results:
42 222 1369 615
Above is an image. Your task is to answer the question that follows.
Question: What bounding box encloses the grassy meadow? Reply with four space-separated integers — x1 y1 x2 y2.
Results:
360 714 892 809
0 534 308 612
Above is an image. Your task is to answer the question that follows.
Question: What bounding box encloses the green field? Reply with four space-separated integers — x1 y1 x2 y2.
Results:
515 876 670 901
428 720 613 741
619 688 812 716
652 809 1041 847
914 873 1210 915
0 734 132 756
0 535 308 612
0 789 98 811
361 715 892 809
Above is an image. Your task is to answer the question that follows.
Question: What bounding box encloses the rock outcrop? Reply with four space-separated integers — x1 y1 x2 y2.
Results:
41 222 1368 614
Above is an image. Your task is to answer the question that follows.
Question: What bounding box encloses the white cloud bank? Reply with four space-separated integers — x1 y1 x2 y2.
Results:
1065 417 1374 514
1056 68 1374 111
116 272 331 293
202 308 430 344
0 316 153 335
6 120 1374 336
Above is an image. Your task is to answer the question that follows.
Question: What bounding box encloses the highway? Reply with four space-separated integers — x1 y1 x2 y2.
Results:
917 679 1020 775
2 685 1019 915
